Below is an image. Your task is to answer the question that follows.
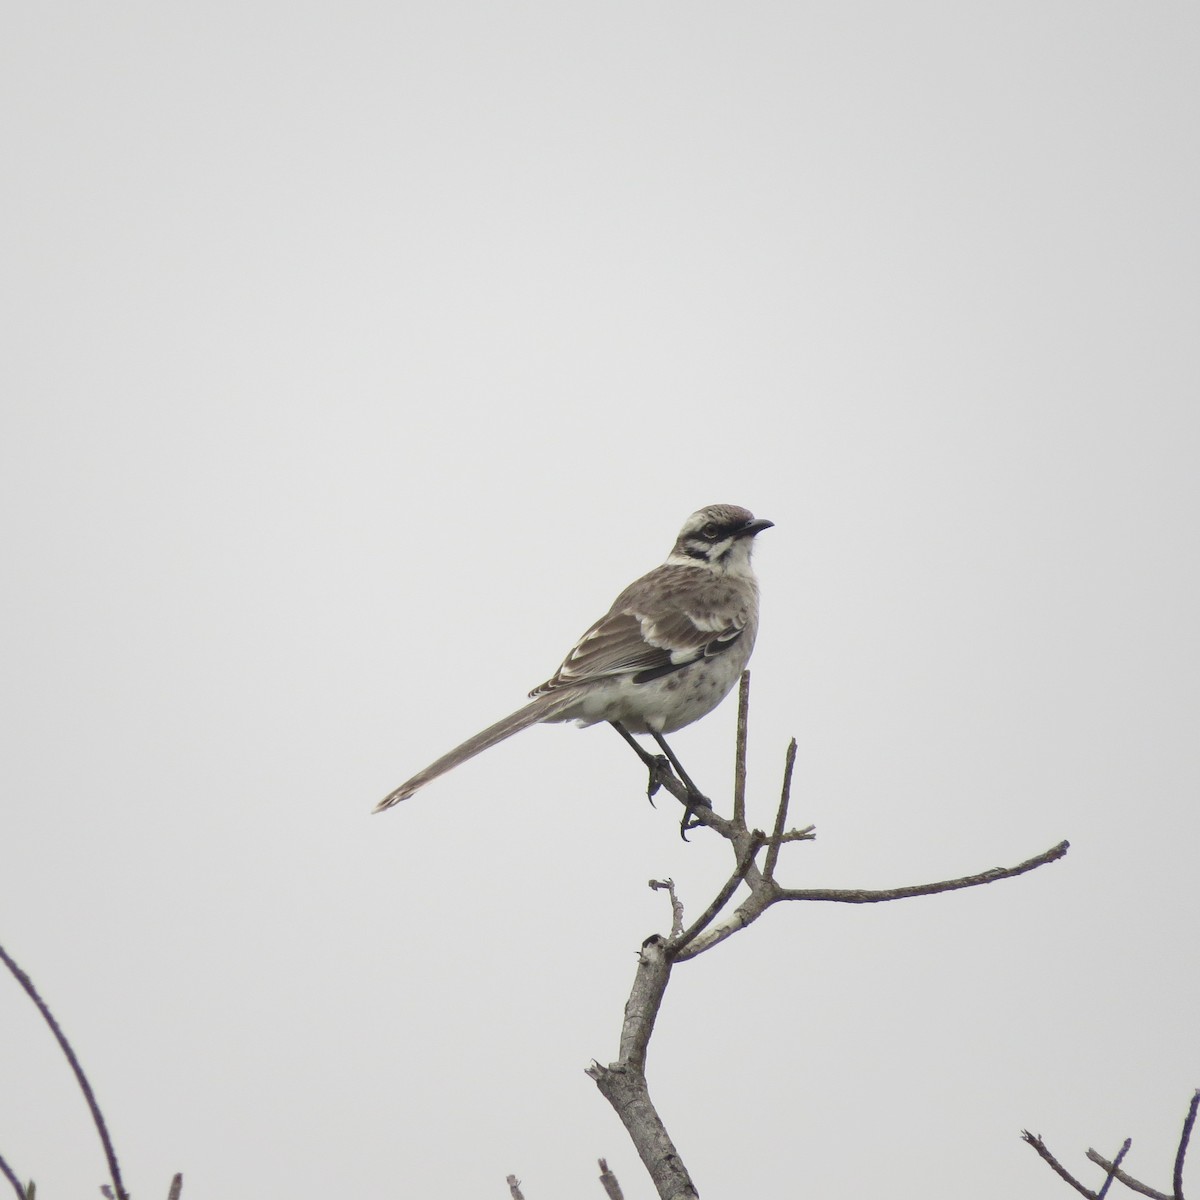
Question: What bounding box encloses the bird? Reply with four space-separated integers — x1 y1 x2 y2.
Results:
374 504 773 825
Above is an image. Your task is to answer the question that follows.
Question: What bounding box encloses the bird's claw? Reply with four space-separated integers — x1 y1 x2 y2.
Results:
645 754 672 806
679 790 713 840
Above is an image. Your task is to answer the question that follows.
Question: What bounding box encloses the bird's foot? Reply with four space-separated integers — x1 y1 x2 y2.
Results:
644 754 672 805
679 789 713 840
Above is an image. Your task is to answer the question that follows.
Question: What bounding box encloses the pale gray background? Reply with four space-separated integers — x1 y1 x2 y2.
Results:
2 4 1197 1197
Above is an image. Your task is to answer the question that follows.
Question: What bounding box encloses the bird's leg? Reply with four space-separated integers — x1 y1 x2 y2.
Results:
650 731 713 839
609 721 667 804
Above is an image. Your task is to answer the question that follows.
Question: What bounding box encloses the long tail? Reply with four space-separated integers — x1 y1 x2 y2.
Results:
374 691 578 811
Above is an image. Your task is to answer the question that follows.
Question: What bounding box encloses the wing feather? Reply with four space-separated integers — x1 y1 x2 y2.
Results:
530 566 752 696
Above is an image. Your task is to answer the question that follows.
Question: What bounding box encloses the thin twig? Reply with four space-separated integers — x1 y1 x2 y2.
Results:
762 739 796 880
1086 1149 1171 1200
669 837 1064 963
781 840 1070 904
732 671 750 827
777 827 817 842
1097 1139 1133 1200
0 942 127 1200
1175 1089 1199 1200
167 1173 183 1200
506 1173 525 1199
669 832 766 958
1022 1131 1098 1199
597 1158 624 1200
0 1152 26 1200
648 879 685 940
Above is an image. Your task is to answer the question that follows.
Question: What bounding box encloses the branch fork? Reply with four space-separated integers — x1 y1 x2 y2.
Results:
591 671 1070 1198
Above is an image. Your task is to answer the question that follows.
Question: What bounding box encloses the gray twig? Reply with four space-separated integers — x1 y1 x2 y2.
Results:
648 879 685 940
1097 1139 1133 1200
0 942 128 1200
762 738 796 880
780 840 1070 904
0 1152 27 1200
1022 1131 1098 1199
669 833 765 958
732 671 750 827
598 1158 624 1200
1029 1094 1196 1200
1175 1089 1199 1200
1086 1150 1171 1200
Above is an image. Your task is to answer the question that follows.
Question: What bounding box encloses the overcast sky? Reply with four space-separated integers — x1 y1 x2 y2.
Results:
2 4 1198 1198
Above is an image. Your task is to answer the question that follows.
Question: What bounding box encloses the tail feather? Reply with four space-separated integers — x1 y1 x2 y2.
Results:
374 692 578 811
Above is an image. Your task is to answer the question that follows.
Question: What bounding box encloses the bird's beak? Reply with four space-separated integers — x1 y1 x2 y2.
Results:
737 518 774 538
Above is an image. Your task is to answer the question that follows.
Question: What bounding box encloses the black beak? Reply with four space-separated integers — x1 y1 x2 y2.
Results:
736 517 774 538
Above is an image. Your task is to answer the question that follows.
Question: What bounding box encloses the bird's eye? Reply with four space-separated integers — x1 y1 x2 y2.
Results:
702 523 720 540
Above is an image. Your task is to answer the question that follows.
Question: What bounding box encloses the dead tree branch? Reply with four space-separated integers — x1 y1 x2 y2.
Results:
648 880 684 940
0 1153 27 1200
590 672 1067 1198
1027 1090 1198 1200
586 938 695 1200
669 832 765 958
1086 1151 1172 1200
732 670 750 827
779 840 1071 903
597 1157 625 1200
1023 1131 1101 1199
0 941 129 1200
1097 1139 1133 1200
761 738 795 881
1176 1089 1199 1200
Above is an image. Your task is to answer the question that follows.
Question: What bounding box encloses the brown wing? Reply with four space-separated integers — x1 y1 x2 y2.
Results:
530 566 749 696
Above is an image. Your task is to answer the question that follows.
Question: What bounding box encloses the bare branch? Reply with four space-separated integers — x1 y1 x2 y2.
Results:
0 942 128 1200
777 826 817 843
602 670 1074 1197
1023 1131 1098 1199
673 839 1068 962
587 939 697 1200
1086 1150 1172 1200
670 888 773 961
780 840 1070 904
648 879 684 940
616 937 672 1072
506 1173 526 1199
732 671 750 827
1074 1093 1199 1200
1097 1139 1133 1200
167 1174 183 1200
762 739 796 880
1175 1089 1199 1200
598 1158 625 1200
0 1153 27 1200
669 833 765 958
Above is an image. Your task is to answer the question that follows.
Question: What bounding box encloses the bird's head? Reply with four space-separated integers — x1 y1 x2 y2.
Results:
667 504 774 575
